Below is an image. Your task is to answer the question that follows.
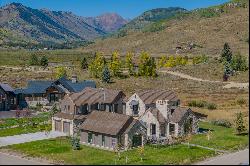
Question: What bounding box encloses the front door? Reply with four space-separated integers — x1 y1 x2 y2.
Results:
63 122 70 135
132 134 142 147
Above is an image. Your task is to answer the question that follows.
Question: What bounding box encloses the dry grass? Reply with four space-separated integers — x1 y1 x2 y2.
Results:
82 6 249 57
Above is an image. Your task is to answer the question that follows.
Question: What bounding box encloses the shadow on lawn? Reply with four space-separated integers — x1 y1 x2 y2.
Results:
198 128 214 133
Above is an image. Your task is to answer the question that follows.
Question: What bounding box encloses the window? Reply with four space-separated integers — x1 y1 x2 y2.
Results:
102 135 105 146
88 133 93 144
150 123 156 135
171 109 175 115
100 104 105 111
114 104 118 113
111 138 116 148
169 123 175 135
132 104 139 115
68 105 70 111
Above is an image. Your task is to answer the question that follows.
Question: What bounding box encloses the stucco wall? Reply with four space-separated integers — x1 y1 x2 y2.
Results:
140 111 161 138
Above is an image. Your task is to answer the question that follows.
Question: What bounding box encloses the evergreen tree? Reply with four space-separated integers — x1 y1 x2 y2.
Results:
81 57 88 70
102 65 111 83
125 52 134 76
235 112 246 135
40 55 48 67
221 43 233 64
29 54 39 66
109 51 122 77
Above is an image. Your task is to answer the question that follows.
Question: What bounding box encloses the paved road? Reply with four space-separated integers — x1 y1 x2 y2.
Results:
159 70 249 89
0 152 49 165
0 131 66 147
194 149 249 165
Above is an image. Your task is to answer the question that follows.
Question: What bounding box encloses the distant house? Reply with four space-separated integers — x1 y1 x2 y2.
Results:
125 90 199 141
79 111 146 150
52 87 126 135
0 83 16 111
14 75 96 108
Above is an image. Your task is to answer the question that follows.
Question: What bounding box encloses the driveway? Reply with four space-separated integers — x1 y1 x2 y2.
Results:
0 152 50 165
194 149 249 165
0 131 66 147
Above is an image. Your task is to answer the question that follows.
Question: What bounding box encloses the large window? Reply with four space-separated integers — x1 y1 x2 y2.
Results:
169 123 175 135
88 133 93 144
150 123 156 135
111 138 116 148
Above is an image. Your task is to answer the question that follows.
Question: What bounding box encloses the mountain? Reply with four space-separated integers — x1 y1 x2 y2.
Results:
82 0 249 56
118 7 187 32
82 13 129 33
0 3 127 48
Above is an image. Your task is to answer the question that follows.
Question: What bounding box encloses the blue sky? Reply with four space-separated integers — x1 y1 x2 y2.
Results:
0 0 229 19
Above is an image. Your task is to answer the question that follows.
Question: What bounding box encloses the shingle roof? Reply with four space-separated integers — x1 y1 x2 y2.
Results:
137 89 179 105
0 83 14 92
69 87 124 106
80 111 134 136
147 108 167 124
14 78 96 94
54 112 88 120
170 107 191 123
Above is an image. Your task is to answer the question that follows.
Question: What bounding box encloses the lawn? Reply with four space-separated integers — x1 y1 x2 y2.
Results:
1 122 248 165
1 137 216 165
0 124 51 137
189 122 249 151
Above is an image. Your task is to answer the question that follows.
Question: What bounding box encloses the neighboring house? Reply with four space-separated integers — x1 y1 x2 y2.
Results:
0 83 16 111
125 89 198 141
52 87 126 135
79 111 146 150
14 75 96 108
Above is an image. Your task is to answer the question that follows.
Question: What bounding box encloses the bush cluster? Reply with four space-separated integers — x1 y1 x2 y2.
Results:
211 119 232 128
188 100 217 110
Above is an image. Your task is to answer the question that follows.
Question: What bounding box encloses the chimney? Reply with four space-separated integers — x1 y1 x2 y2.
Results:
156 100 169 119
71 74 77 83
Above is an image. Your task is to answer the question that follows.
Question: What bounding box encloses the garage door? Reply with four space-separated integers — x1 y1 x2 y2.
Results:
63 122 70 134
55 120 62 132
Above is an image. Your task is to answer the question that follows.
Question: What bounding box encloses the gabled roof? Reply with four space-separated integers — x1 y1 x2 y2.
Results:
80 111 135 136
136 89 179 105
170 107 192 123
14 78 96 94
69 87 125 106
147 108 167 124
0 83 14 92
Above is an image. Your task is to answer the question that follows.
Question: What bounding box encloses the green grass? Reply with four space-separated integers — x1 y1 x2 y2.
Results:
190 122 249 151
0 124 51 137
2 137 216 165
0 114 50 129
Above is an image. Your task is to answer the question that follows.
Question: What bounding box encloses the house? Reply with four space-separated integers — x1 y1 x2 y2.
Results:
125 89 199 141
0 83 17 111
14 75 96 108
79 111 146 150
52 87 126 135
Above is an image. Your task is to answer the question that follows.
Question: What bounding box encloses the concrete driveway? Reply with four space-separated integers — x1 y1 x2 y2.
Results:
194 149 249 165
0 131 66 147
0 152 50 165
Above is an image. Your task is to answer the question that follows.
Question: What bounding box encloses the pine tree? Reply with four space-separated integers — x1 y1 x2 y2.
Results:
102 65 111 83
221 43 233 64
235 112 246 135
40 55 48 67
29 54 39 66
81 57 88 70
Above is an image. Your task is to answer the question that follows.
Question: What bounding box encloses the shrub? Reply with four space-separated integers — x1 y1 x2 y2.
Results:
236 98 246 106
231 53 248 72
211 120 232 128
188 100 207 108
207 103 217 110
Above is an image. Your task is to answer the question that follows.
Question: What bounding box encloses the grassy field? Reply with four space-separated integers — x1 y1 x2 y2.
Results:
1 122 248 165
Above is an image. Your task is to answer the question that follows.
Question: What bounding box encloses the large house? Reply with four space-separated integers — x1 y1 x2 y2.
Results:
125 90 199 141
14 75 96 108
0 83 16 111
52 87 126 135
